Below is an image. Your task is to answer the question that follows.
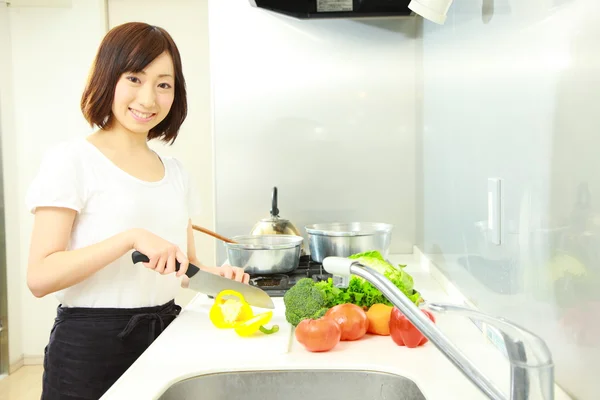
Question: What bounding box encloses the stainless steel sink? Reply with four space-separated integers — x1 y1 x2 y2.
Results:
157 369 427 400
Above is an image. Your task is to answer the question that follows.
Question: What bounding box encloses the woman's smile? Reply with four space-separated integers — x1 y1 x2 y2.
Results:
128 107 156 123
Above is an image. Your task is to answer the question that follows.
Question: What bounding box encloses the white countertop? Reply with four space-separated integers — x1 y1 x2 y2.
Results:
101 254 569 400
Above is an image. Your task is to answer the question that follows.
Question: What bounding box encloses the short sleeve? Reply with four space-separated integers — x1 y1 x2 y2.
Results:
25 144 85 214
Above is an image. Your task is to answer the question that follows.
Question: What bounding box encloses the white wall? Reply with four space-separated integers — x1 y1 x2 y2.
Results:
1 0 107 367
1 0 213 364
0 2 23 371
209 0 418 264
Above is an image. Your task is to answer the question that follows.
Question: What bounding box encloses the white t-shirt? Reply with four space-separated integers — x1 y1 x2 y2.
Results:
25 137 202 309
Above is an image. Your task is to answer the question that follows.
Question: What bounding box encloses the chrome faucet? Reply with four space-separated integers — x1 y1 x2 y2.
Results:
322 257 555 400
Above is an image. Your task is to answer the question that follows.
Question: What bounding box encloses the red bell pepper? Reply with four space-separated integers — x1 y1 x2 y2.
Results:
389 307 436 348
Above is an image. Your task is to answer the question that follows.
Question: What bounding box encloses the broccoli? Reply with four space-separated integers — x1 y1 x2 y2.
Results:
283 278 329 326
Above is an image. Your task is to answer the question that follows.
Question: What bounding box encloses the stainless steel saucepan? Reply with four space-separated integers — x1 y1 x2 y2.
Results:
223 235 303 275
191 224 303 275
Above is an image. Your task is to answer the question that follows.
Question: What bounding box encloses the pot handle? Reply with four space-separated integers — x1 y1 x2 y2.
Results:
271 186 279 217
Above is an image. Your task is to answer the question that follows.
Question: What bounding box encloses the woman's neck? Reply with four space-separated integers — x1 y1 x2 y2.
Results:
93 124 150 152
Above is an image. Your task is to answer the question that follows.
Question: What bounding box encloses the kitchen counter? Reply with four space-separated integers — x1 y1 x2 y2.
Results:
101 254 570 400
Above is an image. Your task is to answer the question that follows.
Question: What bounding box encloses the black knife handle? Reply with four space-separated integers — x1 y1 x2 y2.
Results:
131 251 200 278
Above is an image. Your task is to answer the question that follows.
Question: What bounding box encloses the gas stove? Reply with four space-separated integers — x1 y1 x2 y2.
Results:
248 255 332 297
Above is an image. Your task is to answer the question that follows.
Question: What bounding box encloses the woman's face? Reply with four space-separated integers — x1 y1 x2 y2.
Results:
111 51 175 135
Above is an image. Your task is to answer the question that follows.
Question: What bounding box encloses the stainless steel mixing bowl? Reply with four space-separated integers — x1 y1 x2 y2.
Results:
305 222 393 262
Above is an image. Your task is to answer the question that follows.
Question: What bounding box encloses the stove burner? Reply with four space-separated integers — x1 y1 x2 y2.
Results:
248 255 332 297
249 274 288 288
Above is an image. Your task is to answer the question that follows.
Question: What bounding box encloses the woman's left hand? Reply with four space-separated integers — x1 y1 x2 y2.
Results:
209 264 250 284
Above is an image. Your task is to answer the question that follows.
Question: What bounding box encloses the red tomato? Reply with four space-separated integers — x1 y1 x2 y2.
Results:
295 317 342 352
389 307 435 348
325 303 369 341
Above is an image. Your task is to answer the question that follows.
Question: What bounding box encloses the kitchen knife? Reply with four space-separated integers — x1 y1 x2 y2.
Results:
131 251 274 309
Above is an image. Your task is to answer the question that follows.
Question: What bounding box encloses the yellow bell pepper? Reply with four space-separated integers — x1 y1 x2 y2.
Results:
234 311 280 337
209 290 254 329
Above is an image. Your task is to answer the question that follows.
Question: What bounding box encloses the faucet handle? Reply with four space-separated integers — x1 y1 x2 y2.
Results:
323 257 357 288
323 257 357 275
427 303 553 368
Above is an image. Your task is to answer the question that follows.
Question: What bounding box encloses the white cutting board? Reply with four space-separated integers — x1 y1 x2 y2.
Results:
174 295 293 356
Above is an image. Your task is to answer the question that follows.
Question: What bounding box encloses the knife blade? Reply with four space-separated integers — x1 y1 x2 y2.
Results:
131 251 274 309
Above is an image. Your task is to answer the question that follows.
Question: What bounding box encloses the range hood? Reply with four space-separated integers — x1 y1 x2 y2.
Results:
248 0 413 19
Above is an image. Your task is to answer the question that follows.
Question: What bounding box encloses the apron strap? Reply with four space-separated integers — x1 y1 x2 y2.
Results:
117 303 182 344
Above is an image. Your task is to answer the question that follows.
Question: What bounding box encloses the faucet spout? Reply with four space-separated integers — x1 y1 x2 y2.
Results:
322 257 554 400
427 303 554 400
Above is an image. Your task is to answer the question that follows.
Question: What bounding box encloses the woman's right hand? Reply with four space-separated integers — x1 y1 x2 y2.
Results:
130 228 189 278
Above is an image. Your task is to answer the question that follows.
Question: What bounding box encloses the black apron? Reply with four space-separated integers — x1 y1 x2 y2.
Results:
41 299 181 400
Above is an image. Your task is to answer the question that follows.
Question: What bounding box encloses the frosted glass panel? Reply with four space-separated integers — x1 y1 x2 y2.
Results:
418 1 600 398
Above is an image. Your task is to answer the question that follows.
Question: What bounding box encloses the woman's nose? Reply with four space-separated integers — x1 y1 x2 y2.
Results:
137 83 156 108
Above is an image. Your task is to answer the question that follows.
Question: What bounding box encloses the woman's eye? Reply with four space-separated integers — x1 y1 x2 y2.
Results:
158 83 172 89
126 76 141 83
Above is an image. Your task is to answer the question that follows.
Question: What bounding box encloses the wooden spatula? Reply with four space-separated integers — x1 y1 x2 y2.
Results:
192 224 238 244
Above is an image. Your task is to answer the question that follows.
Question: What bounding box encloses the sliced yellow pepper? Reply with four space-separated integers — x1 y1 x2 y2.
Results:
234 311 280 337
209 290 254 329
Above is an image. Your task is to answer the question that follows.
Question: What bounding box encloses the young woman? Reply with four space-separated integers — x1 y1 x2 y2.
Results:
25 22 249 399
